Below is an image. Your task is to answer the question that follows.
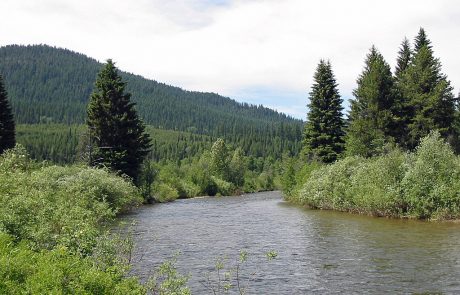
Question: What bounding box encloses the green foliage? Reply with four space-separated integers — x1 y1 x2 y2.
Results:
346 46 396 157
0 146 142 254
210 138 230 180
142 138 281 200
0 144 31 172
0 45 302 160
282 157 321 200
401 131 460 219
228 148 246 187
395 38 412 79
281 157 296 195
0 232 145 295
294 132 460 219
146 257 191 295
303 60 345 163
0 74 15 154
398 28 456 149
0 145 149 293
154 183 179 203
87 59 151 181
203 250 278 295
211 176 236 196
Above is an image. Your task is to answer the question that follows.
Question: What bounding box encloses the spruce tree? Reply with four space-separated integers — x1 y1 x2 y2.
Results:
395 38 412 79
0 74 15 154
392 38 413 148
346 46 396 157
399 28 456 149
414 27 431 52
452 92 460 152
303 60 345 163
87 60 151 181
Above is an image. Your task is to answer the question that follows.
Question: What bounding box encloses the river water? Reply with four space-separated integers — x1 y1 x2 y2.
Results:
120 191 460 294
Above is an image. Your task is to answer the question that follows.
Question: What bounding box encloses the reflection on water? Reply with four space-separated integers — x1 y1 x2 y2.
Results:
120 191 460 294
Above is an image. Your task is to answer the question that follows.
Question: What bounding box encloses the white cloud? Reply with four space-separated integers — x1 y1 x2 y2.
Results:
1 0 460 119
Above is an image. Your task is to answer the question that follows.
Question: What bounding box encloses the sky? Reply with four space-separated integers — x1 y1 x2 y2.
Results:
1 0 460 119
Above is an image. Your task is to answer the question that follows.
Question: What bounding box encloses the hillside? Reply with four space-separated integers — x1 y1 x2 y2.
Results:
0 45 302 159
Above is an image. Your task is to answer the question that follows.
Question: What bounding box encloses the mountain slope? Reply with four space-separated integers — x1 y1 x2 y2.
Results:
0 44 303 157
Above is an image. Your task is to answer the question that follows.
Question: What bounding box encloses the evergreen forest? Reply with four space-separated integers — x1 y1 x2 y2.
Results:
0 44 302 162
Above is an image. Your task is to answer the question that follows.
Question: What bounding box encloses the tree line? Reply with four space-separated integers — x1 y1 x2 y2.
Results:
303 28 459 162
285 28 460 220
0 44 302 160
1 58 285 201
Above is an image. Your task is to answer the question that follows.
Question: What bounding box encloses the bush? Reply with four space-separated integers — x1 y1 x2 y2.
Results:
294 131 460 220
0 144 31 172
211 176 236 196
154 183 179 203
0 149 142 255
0 232 145 295
401 132 460 219
178 180 201 198
349 149 407 216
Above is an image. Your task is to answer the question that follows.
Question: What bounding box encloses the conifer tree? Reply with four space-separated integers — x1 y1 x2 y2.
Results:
346 46 396 157
399 28 456 149
414 27 431 52
392 38 414 148
87 60 151 181
395 38 412 79
303 60 345 163
0 74 15 154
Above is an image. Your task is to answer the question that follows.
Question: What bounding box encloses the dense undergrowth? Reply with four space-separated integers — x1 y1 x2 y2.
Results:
0 145 148 294
141 139 282 203
284 132 460 220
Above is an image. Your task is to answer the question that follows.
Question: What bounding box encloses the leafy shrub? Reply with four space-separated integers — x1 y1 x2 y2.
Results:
300 156 362 210
294 131 460 220
256 171 274 191
0 232 145 295
154 183 179 203
349 149 407 216
211 176 236 196
0 144 31 172
401 132 460 219
0 149 142 255
178 180 201 198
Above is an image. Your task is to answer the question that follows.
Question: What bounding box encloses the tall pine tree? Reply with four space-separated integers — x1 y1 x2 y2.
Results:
393 38 413 148
346 46 396 157
414 27 431 52
395 38 412 79
399 28 456 149
87 60 151 181
0 74 15 154
303 60 345 163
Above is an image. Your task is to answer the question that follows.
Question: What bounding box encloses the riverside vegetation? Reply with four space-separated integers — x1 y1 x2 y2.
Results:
0 49 283 293
1 26 460 294
285 132 460 220
285 28 460 220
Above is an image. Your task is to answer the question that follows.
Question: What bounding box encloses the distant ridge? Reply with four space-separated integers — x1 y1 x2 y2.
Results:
0 44 302 157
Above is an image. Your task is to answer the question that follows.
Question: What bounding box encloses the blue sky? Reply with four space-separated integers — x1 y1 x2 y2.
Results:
1 0 459 119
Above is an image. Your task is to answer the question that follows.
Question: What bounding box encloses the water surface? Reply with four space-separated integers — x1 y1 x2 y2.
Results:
121 191 460 294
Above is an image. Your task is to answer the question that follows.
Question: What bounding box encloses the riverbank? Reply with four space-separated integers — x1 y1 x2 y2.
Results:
0 145 148 294
285 132 460 221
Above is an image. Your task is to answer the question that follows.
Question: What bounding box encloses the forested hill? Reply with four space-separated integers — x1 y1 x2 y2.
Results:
0 45 302 152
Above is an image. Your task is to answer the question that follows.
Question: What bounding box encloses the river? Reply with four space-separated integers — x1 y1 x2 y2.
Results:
120 191 460 294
